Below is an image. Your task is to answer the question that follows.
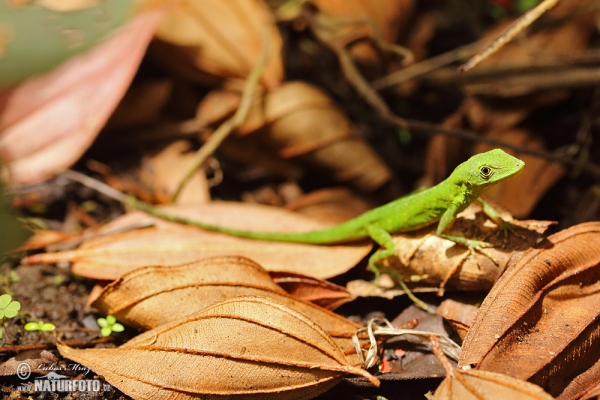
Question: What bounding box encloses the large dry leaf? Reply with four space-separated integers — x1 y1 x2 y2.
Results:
0 9 165 186
89 256 362 362
434 367 555 400
23 202 372 280
196 81 393 192
459 222 600 399
59 296 379 399
146 0 283 87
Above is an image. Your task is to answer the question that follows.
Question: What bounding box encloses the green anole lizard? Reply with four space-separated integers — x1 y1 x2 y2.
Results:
136 149 524 280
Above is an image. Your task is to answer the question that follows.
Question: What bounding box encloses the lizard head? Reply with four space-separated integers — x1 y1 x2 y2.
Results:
451 149 525 194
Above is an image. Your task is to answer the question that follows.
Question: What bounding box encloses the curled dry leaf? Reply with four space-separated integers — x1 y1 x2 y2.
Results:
90 256 362 362
139 140 210 205
309 0 415 64
196 81 393 192
146 0 283 87
269 271 352 310
0 350 57 376
383 204 553 292
459 222 600 399
0 9 165 186
59 296 379 400
23 202 372 280
437 299 480 341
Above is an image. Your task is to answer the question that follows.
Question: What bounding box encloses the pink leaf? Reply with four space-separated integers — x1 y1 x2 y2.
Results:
0 8 165 185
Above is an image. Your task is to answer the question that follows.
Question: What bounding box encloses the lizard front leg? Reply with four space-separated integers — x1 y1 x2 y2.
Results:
366 224 432 312
365 224 397 282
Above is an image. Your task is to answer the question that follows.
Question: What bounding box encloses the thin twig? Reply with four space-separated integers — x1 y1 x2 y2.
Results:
170 29 271 202
459 0 562 72
372 42 480 90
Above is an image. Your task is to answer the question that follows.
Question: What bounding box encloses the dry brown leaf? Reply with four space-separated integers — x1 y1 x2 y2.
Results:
139 140 210 205
383 305 456 379
23 202 372 280
0 350 57 376
434 367 555 400
309 0 415 64
437 299 480 341
431 334 554 400
89 256 362 363
196 81 393 192
0 9 165 186
269 270 352 310
18 229 77 251
146 0 283 87
459 222 600 399
560 358 600 400
59 296 379 399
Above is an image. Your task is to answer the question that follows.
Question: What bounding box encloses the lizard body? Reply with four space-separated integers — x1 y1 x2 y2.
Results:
158 149 525 275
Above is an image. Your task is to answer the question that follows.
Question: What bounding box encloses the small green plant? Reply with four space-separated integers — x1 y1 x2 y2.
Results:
97 315 124 337
0 294 21 340
24 320 56 332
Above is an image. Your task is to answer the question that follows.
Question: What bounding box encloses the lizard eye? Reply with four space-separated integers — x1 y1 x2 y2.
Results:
479 166 493 179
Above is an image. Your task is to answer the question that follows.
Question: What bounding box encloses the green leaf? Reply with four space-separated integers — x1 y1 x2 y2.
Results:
100 326 112 337
106 315 116 325
97 318 108 328
0 295 20 319
112 323 124 333
41 323 56 331
0 294 11 309
24 322 41 331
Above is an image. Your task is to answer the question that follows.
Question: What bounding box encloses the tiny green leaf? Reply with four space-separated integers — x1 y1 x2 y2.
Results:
97 315 123 337
24 321 55 331
41 323 56 331
24 322 41 331
100 326 112 337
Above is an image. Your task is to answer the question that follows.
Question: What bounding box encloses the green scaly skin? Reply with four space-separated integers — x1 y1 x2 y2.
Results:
162 149 525 278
